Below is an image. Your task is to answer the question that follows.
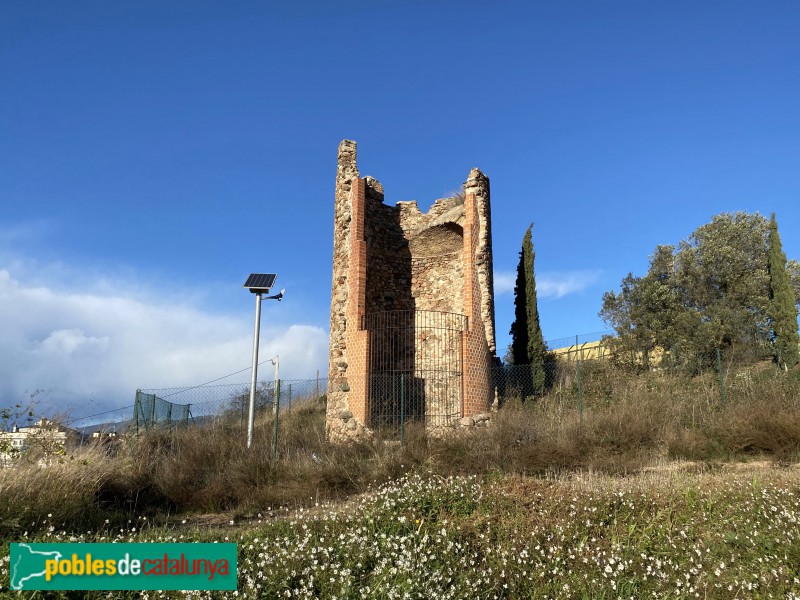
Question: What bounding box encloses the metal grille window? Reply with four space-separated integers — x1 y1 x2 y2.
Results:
361 310 467 433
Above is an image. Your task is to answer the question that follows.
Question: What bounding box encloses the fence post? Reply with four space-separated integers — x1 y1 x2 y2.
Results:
288 383 293 409
316 370 320 399
133 390 140 435
392 373 397 428
576 335 583 425
716 348 727 407
273 379 281 458
400 373 405 445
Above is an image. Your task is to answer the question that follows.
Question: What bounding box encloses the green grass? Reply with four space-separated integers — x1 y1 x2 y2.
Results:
3 467 800 598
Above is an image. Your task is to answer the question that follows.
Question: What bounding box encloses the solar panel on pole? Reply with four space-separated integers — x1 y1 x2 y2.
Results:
243 273 277 293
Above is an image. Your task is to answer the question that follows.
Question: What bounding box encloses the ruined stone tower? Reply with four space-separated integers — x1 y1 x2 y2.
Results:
327 140 497 441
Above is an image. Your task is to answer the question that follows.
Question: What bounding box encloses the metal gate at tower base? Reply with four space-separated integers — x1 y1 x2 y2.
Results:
361 310 467 437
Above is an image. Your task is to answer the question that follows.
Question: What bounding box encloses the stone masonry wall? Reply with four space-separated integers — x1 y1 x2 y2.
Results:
327 141 496 440
410 226 463 314
467 169 497 358
364 197 413 314
327 141 360 442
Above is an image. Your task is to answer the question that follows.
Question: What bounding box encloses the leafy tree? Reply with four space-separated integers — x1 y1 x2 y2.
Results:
788 259 800 306
228 381 276 417
601 212 783 371
767 213 800 368
509 224 546 391
599 247 683 369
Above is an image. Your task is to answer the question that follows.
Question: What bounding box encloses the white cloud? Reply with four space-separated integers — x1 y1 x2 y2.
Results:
0 267 328 421
38 328 110 355
537 270 602 299
494 269 601 299
493 272 517 295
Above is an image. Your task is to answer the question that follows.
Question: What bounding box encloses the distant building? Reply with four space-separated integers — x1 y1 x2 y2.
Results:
87 430 121 456
0 418 80 467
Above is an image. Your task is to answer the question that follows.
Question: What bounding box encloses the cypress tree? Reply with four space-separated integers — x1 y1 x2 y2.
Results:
509 224 547 392
767 213 800 368
509 237 529 367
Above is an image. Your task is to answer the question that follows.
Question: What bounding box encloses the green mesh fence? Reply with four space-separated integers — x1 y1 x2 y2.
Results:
133 391 191 432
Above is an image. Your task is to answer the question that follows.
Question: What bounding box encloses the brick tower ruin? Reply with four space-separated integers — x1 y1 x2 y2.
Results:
327 140 497 441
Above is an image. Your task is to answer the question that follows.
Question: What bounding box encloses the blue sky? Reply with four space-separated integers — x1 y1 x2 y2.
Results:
2 1 799 419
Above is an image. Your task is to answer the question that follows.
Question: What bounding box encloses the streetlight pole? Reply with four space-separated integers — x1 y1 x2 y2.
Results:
242 273 283 449
247 292 263 449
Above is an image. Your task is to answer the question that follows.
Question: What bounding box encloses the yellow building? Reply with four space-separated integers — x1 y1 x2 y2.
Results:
550 340 608 361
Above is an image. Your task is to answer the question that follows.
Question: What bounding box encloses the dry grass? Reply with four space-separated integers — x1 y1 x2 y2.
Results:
428 361 800 477
2 363 800 537
0 447 122 534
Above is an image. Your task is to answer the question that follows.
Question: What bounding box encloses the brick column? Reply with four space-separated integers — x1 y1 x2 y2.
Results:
461 191 477 417
461 190 492 417
346 178 369 426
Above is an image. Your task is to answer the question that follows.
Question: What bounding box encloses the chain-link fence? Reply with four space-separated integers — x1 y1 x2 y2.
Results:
494 332 613 405
134 376 327 431
131 376 328 456
125 330 787 447
494 338 780 419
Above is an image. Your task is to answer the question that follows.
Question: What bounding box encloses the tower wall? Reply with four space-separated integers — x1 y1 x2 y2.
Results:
327 141 496 441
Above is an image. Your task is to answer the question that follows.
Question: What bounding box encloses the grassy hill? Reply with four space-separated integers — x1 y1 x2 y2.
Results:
2 363 800 596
